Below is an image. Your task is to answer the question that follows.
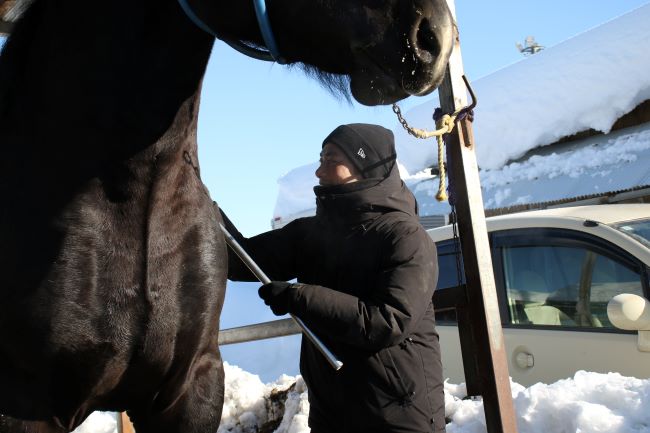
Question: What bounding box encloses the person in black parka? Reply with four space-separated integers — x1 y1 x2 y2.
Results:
220 123 445 433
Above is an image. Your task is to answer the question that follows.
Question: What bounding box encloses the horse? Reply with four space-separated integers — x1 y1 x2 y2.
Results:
0 0 455 431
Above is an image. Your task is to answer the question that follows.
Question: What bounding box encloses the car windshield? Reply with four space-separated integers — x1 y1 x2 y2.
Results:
612 218 650 248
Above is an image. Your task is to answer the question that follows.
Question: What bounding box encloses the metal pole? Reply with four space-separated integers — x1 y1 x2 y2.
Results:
219 223 343 370
218 318 301 345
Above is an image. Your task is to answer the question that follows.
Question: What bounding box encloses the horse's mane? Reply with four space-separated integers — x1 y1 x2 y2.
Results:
295 63 353 105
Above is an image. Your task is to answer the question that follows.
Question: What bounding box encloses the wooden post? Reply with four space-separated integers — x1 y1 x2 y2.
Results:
118 412 136 433
438 2 519 432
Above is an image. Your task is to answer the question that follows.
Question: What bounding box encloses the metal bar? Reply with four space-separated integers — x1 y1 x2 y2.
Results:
438 1 518 431
219 318 300 345
219 285 466 345
219 223 343 370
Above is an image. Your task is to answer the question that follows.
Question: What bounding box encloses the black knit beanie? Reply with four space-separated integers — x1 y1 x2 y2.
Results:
322 123 397 179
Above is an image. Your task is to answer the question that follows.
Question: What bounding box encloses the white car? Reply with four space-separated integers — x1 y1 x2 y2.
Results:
429 204 650 385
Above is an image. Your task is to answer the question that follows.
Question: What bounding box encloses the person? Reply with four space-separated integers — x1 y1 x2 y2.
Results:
220 123 444 433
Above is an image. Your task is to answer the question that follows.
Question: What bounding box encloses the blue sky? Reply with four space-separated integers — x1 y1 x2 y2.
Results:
2 1 649 381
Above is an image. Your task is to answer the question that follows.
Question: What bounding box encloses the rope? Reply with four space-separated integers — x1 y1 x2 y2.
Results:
392 105 465 202
434 123 448 201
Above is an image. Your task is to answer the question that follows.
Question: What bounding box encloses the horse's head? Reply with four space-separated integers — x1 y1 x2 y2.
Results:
189 0 456 106
285 0 457 106
284 0 457 106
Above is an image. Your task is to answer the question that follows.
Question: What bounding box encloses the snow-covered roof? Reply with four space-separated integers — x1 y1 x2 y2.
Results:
273 4 650 226
414 122 650 217
396 3 650 173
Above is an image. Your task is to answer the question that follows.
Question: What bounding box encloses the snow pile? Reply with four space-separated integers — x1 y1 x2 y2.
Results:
72 412 117 433
445 371 650 433
395 3 650 173
74 365 650 433
218 363 309 433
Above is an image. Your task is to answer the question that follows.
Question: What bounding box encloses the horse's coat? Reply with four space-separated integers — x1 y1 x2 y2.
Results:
0 0 454 431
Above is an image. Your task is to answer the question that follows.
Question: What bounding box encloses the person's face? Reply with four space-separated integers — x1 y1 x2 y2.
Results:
315 143 361 186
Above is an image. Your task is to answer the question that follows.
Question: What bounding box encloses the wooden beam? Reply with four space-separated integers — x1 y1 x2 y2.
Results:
118 412 136 433
437 1 519 432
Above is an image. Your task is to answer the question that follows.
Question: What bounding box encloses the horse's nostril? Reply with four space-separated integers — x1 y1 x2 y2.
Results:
413 18 440 64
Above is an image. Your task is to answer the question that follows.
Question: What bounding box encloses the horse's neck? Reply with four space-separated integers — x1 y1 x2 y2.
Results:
0 0 215 159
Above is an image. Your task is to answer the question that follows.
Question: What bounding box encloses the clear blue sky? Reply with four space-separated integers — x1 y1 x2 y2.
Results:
2 1 649 381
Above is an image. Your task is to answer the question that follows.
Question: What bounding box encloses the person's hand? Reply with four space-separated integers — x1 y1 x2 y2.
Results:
258 281 294 316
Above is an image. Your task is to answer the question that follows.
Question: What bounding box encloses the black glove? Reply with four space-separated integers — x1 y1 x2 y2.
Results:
258 281 294 316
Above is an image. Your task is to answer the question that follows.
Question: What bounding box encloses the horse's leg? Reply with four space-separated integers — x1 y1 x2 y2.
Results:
128 353 224 433
0 416 67 433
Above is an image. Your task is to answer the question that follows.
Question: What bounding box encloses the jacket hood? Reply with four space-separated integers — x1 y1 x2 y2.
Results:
314 164 418 223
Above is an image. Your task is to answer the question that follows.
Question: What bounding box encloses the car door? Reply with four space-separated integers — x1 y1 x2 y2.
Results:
435 228 650 386
493 227 650 385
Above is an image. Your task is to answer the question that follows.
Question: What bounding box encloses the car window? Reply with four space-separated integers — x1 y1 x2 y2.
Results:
613 218 650 248
435 240 465 323
501 244 644 328
437 241 465 290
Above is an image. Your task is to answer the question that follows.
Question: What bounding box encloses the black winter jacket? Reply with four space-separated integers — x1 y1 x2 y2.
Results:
223 167 444 433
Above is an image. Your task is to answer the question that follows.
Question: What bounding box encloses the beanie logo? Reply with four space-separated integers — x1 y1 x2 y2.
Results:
357 148 366 159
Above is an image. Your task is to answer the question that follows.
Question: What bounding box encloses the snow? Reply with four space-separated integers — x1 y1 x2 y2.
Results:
406 124 650 216
218 366 650 433
446 372 650 433
395 3 650 173
71 412 117 433
272 4 650 223
75 363 650 433
218 363 310 433
480 129 650 191
274 162 319 222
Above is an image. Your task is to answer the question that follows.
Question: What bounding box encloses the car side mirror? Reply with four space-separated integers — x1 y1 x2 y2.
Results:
607 293 650 352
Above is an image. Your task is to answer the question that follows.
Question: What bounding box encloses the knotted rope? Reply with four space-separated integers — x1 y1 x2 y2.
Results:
393 105 463 202
392 76 476 204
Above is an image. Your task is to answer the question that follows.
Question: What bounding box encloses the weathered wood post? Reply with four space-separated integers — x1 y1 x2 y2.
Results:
118 413 136 433
438 2 519 432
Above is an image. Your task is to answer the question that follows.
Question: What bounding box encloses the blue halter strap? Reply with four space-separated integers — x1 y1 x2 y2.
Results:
177 0 286 64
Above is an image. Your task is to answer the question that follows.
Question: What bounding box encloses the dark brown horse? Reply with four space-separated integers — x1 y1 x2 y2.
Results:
0 0 454 431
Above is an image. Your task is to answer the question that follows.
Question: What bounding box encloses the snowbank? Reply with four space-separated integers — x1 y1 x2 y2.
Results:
74 363 650 433
218 365 650 433
218 363 308 433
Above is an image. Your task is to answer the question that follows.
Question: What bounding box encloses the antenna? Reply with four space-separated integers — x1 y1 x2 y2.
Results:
516 36 544 56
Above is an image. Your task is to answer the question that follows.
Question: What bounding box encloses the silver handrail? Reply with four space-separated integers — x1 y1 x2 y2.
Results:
219 223 343 370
